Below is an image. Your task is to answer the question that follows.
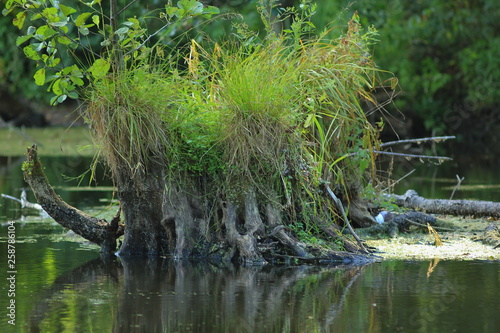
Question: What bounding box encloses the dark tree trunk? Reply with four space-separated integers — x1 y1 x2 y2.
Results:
115 166 170 256
222 200 266 264
162 186 210 259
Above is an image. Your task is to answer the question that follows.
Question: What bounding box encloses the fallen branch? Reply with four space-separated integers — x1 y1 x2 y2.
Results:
325 185 369 253
23 145 123 253
380 136 456 148
390 190 500 218
450 175 465 200
373 150 452 161
357 211 451 238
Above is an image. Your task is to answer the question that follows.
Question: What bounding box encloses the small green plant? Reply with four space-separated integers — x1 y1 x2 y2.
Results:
4 0 219 105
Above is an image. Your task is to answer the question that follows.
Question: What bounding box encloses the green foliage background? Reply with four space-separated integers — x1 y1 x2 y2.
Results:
3 0 498 140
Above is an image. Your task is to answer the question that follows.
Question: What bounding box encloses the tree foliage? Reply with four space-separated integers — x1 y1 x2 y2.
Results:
4 0 499 140
303 0 500 136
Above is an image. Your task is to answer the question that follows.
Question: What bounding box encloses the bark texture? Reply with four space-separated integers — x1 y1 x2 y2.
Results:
392 190 500 218
23 145 123 253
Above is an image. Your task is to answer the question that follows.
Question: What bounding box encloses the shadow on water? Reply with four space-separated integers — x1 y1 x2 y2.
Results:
25 256 367 333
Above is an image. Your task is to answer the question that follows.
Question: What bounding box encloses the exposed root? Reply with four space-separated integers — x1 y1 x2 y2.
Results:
265 203 307 257
222 201 267 264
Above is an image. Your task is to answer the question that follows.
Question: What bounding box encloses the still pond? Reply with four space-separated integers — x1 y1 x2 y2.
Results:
1 127 499 332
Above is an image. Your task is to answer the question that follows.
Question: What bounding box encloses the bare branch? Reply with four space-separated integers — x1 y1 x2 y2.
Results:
325 185 369 254
373 150 452 161
380 136 456 148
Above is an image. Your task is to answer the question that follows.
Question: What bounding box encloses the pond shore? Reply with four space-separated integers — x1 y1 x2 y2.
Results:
364 216 500 260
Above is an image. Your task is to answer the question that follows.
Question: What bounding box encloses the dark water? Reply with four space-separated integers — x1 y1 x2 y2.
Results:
389 148 500 202
0 224 499 333
1 144 500 332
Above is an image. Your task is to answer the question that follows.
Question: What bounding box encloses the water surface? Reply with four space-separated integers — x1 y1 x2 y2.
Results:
0 222 499 333
1 128 499 332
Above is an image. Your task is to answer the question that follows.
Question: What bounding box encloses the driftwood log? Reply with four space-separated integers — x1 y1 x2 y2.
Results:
390 190 500 218
23 145 123 253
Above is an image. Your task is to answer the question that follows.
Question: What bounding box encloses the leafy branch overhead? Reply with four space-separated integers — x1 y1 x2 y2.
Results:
3 0 219 105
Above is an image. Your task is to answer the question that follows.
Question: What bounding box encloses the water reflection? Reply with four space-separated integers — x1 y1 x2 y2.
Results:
22 256 366 332
13 256 498 333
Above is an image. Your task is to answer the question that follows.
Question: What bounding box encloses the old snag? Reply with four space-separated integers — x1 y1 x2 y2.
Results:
21 145 377 264
391 190 500 218
23 145 123 253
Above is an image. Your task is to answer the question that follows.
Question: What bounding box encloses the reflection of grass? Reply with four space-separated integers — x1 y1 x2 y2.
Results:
0 126 94 157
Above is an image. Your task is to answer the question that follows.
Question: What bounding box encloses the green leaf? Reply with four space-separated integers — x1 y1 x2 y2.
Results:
50 21 68 27
40 7 58 21
59 4 76 17
92 15 100 26
16 35 32 46
33 42 44 52
13 11 27 29
48 57 60 67
177 0 205 16
78 26 90 36
115 27 129 34
4 0 15 10
88 59 110 79
51 79 63 95
165 6 179 18
57 94 68 103
23 45 41 60
36 25 57 39
50 94 67 105
190 2 204 15
126 18 140 28
34 68 46 86
57 36 72 45
70 76 85 86
203 6 220 17
75 12 92 27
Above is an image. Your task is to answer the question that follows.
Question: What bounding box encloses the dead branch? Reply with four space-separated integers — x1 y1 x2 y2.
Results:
325 185 369 253
390 189 500 218
23 145 123 253
380 136 456 148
